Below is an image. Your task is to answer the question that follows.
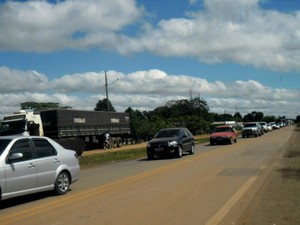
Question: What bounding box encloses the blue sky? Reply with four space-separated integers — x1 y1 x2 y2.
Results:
0 0 299 119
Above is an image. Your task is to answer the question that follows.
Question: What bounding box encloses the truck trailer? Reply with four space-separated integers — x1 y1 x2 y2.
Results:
0 109 131 155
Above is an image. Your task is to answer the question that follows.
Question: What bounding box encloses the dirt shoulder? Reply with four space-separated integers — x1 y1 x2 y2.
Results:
237 126 300 225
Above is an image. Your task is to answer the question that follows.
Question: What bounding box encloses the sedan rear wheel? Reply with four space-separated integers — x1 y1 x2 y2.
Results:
54 171 70 195
189 144 195 155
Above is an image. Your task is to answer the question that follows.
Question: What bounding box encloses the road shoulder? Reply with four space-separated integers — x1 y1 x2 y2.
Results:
237 126 300 225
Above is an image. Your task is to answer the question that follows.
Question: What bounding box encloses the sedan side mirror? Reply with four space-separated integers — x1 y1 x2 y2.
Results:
8 153 23 161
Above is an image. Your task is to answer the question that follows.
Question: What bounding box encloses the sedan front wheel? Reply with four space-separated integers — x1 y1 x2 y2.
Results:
177 146 183 158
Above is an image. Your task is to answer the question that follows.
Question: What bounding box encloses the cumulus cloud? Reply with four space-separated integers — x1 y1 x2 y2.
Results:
132 0 300 71
0 0 143 51
0 67 299 119
0 66 48 93
1 0 300 71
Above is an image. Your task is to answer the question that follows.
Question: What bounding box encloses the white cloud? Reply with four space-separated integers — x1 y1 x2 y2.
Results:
0 0 143 52
1 0 300 71
127 1 300 72
0 67 298 119
0 67 48 93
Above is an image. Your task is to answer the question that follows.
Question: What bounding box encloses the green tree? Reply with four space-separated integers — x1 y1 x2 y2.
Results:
296 115 300 124
94 98 115 112
243 111 264 122
233 112 242 122
263 115 276 123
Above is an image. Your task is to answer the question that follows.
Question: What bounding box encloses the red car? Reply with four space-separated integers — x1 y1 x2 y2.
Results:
210 125 237 145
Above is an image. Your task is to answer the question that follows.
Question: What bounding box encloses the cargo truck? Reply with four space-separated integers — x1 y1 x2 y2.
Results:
0 109 131 155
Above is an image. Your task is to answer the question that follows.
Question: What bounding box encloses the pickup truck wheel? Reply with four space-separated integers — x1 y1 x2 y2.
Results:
177 146 183 158
54 171 70 195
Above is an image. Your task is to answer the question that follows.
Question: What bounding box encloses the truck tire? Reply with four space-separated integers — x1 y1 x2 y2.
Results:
111 137 117 148
117 137 123 147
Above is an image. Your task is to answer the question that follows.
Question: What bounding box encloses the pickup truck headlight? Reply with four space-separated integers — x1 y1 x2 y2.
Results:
168 141 178 147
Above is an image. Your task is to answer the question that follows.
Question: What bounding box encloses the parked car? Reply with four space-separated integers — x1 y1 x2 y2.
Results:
259 122 269 133
210 125 237 145
146 127 194 159
269 122 279 129
266 123 273 132
242 122 262 138
0 136 80 201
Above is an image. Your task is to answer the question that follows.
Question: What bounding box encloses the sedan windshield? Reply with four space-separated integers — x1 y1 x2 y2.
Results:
155 129 180 138
244 123 256 127
0 139 11 156
214 127 230 133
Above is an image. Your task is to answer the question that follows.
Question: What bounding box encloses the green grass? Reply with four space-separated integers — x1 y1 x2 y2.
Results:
79 148 146 169
79 137 209 169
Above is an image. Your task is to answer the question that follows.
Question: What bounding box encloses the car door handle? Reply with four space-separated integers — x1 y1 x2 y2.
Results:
28 163 36 168
54 159 60 164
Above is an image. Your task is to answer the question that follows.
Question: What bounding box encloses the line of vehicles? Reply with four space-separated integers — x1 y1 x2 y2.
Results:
210 119 293 145
241 120 293 138
0 109 294 203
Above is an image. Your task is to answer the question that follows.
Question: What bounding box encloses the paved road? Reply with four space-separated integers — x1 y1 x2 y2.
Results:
0 126 294 225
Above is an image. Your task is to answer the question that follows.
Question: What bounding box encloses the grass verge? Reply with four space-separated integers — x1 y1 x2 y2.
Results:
79 137 209 169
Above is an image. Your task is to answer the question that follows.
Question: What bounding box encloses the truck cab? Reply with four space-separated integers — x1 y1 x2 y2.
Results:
0 111 44 136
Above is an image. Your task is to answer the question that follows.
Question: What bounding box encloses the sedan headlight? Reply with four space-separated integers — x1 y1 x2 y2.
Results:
147 143 151 148
168 141 178 147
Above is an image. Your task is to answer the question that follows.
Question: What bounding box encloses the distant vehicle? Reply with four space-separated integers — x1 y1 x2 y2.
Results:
0 136 80 201
259 122 269 133
146 127 194 160
210 125 237 145
266 123 273 132
276 122 284 128
242 122 262 138
269 122 279 129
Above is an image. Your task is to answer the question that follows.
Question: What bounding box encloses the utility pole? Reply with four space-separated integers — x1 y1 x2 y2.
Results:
105 70 109 111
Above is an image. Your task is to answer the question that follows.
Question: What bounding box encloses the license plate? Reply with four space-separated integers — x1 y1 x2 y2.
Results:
155 148 164 152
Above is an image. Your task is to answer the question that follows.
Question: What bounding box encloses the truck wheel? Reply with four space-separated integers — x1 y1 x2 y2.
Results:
54 171 70 195
111 138 117 148
117 137 122 147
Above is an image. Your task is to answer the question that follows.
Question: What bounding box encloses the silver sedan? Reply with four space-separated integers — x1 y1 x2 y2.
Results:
0 136 80 201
